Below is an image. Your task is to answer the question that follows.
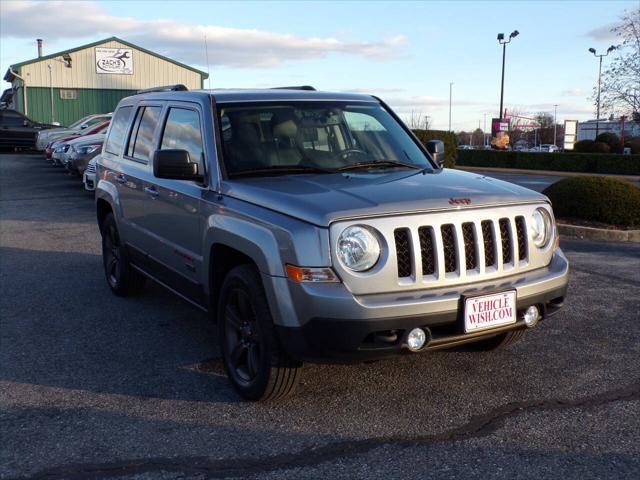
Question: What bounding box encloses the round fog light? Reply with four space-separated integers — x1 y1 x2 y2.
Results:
523 305 540 328
407 328 427 351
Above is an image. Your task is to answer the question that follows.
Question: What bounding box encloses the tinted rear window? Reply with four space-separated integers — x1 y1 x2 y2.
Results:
127 106 162 162
104 106 132 156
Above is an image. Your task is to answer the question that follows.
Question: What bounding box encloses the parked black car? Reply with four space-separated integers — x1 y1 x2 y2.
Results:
0 109 57 149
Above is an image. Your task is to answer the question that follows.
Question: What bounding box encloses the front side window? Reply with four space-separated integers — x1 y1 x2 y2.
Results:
127 106 162 162
104 106 132 156
160 108 204 174
217 102 432 177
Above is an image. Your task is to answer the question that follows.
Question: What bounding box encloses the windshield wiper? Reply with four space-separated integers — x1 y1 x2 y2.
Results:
338 160 422 172
230 165 337 178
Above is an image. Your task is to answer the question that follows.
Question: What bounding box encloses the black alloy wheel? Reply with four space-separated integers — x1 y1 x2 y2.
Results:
218 265 301 401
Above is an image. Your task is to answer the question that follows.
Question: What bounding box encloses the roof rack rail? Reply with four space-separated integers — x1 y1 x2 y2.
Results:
271 85 316 91
136 84 189 94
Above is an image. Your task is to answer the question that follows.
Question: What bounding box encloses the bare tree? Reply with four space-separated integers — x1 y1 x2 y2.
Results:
596 7 640 117
405 110 431 130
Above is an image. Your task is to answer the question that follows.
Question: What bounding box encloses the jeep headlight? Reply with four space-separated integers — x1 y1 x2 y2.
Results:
531 207 552 248
337 225 380 272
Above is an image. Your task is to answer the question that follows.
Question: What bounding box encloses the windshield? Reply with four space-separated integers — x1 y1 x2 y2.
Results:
68 116 90 129
217 101 433 177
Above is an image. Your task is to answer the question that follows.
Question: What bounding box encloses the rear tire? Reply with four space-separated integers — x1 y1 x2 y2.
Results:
218 264 301 401
101 213 146 296
469 329 526 351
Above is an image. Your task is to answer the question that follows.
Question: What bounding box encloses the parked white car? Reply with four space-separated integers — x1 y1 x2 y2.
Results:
83 156 98 191
539 144 559 153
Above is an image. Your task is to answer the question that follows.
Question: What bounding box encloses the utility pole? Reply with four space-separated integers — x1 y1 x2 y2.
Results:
448 82 453 132
589 46 616 138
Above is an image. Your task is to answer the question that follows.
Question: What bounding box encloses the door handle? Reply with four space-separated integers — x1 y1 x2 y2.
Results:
144 186 159 197
115 174 126 184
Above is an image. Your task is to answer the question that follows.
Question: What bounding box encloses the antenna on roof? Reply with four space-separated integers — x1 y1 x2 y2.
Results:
204 34 211 89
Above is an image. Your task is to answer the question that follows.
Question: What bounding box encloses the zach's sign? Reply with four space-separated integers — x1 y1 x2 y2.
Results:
95 48 133 75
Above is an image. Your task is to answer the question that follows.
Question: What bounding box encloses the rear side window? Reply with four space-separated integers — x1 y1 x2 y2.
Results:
2 112 25 126
104 106 132 156
160 108 204 173
127 106 162 162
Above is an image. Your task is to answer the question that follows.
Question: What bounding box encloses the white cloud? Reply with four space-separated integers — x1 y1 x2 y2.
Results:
586 22 620 42
0 1 409 68
561 88 588 98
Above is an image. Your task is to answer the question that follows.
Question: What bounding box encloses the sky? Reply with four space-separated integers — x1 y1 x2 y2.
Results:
0 0 635 131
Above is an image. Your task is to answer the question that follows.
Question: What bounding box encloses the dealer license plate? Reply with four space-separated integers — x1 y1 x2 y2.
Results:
464 290 517 333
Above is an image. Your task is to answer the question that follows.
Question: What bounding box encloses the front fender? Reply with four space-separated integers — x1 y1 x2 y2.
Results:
95 180 123 220
204 214 284 277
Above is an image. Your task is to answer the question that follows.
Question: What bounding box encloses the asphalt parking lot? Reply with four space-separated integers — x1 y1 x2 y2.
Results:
1 153 639 479
463 170 561 192
459 169 640 193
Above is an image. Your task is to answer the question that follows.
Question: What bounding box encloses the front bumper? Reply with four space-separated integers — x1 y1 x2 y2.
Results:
83 171 96 191
268 249 569 362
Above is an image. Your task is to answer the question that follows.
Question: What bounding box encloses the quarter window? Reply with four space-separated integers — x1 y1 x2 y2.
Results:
160 108 204 173
104 106 132 156
1 112 26 126
127 106 162 162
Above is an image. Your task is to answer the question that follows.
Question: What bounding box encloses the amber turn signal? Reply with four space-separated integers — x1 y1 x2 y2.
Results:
285 265 339 283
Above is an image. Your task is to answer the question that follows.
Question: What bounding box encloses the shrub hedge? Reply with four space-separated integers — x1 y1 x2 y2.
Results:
456 149 640 175
542 176 640 227
595 132 622 153
413 129 457 168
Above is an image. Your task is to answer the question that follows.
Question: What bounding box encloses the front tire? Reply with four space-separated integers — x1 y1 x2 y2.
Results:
101 213 146 296
218 265 301 401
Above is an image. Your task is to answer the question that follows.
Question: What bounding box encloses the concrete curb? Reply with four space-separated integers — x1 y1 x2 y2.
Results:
558 223 640 243
457 166 640 183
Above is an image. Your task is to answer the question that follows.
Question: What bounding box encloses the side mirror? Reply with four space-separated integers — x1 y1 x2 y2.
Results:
426 140 445 167
80 123 88 129
153 149 201 181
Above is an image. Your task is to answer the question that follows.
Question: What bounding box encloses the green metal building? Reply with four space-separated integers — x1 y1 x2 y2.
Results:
2 37 208 126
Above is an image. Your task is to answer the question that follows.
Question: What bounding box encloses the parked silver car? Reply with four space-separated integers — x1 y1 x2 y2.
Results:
36 113 111 151
66 133 105 176
96 86 568 401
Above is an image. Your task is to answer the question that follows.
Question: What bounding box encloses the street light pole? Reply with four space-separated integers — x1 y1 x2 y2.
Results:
589 46 616 138
47 64 54 124
483 113 487 146
448 82 453 132
553 104 558 146
497 30 519 119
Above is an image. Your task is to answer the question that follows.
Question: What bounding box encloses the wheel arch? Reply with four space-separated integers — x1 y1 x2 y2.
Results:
95 181 123 232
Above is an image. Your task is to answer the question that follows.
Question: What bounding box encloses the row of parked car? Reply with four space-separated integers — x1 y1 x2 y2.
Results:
35 112 111 191
457 144 559 152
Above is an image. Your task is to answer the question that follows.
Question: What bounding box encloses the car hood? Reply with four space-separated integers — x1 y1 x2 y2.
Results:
67 133 105 147
46 129 78 140
222 168 548 227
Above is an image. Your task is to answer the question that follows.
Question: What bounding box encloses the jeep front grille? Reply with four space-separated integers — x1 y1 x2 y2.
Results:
441 224 457 273
394 228 412 278
418 226 435 275
393 215 528 281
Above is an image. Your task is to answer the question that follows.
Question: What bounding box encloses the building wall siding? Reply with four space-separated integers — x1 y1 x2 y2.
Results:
25 87 136 125
20 40 202 90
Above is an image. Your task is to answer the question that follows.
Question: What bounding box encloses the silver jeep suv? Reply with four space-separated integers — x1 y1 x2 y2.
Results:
96 85 568 401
